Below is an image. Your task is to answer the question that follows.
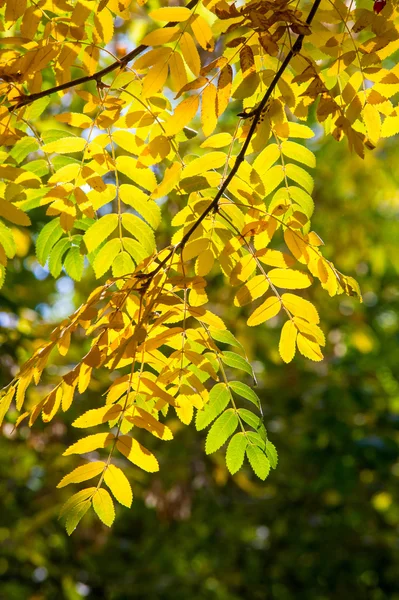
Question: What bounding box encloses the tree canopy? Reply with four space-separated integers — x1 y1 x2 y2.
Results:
0 0 398 536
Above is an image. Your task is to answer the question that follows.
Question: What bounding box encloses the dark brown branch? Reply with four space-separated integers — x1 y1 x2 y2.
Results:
9 0 199 112
143 0 322 282
179 0 322 249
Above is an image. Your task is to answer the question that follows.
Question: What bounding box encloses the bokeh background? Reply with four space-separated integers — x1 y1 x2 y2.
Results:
1 111 399 599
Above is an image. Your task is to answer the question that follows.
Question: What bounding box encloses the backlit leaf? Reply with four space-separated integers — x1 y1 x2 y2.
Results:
92 488 115 527
104 464 133 508
226 432 248 475
205 408 239 454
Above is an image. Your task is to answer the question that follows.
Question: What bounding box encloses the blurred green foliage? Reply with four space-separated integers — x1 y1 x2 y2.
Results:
1 131 399 600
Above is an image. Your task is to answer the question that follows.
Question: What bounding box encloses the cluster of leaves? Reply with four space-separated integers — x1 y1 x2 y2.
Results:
0 0 398 532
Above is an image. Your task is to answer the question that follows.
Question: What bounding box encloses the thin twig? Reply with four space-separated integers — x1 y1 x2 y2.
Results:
8 0 199 111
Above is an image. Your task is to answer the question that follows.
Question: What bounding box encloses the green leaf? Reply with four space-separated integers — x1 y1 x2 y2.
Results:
48 238 71 277
205 408 239 454
36 218 63 265
93 239 122 278
229 381 261 410
83 214 119 253
246 431 266 450
195 383 230 431
119 184 161 229
0 220 16 258
9 136 40 164
59 487 95 535
246 445 270 480
92 488 115 527
226 432 248 475
237 408 261 430
221 351 253 376
121 213 155 255
209 328 245 352
64 247 84 281
266 440 278 469
112 250 135 278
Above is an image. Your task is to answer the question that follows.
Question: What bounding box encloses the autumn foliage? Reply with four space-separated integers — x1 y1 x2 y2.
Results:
0 0 398 533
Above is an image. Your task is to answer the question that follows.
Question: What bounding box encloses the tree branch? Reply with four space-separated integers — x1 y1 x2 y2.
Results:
178 0 322 249
9 0 199 112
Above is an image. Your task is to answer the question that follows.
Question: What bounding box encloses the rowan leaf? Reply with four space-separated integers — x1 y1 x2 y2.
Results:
92 488 115 527
84 214 119 253
104 464 133 508
246 445 270 480
205 408 239 454
57 461 105 488
221 351 253 376
247 296 281 327
63 433 115 456
195 383 230 431
226 432 248 475
72 404 123 428
116 436 159 472
229 381 261 410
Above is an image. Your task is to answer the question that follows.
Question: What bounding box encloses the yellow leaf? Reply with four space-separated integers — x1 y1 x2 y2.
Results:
169 51 188 92
188 306 226 329
281 293 319 324
116 156 157 191
195 248 214 276
381 115 399 138
247 296 281 326
164 95 199 136
127 406 173 440
0 386 16 427
149 7 192 21
363 104 381 144
279 320 297 363
256 248 295 268
42 137 86 154
117 436 159 472
104 464 133 507
92 488 115 527
201 83 217 137
142 60 170 98
151 162 182 200
234 275 269 307
284 229 309 264
230 254 256 286
182 238 209 262
83 213 119 253
281 141 316 168
94 7 114 44
180 32 201 76
142 26 180 47
57 461 105 488
119 184 160 228
288 122 315 139
0 199 31 226
268 268 313 290
190 14 214 51
297 332 323 361
55 113 92 128
63 433 115 456
293 316 325 346
217 65 233 117
201 133 232 149
183 152 226 179
72 404 123 428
